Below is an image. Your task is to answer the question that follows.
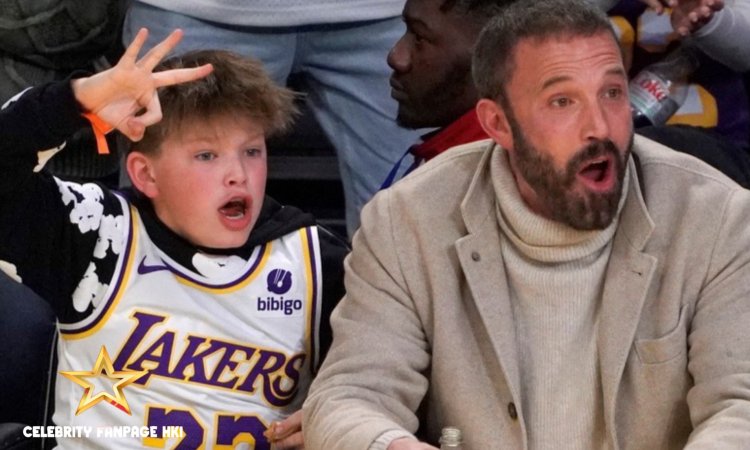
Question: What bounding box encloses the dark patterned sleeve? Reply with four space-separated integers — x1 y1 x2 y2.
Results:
0 80 124 320
0 81 87 190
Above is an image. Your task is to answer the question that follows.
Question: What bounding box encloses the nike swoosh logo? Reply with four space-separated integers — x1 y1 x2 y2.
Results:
136 255 170 275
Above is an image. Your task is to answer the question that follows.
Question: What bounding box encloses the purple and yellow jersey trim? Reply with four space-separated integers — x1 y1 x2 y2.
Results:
301 227 321 371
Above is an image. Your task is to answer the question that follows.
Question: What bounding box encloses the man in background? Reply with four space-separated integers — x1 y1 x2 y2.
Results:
381 0 516 187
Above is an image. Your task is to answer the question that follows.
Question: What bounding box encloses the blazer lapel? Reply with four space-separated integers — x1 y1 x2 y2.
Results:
598 155 657 446
456 224 521 400
455 145 522 406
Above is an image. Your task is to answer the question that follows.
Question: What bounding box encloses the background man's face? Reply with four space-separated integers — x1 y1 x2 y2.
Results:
502 32 634 230
387 0 481 129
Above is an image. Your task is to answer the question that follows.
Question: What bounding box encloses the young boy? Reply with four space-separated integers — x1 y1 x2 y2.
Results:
0 29 347 449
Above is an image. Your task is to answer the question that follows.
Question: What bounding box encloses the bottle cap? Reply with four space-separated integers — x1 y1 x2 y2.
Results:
665 44 701 74
440 426 463 445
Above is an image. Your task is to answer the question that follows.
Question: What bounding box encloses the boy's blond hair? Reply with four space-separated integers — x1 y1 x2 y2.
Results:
132 49 298 155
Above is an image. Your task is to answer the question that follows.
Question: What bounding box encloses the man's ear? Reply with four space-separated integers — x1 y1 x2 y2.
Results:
126 151 158 199
476 98 513 151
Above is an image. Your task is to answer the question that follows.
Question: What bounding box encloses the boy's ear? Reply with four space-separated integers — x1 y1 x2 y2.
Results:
476 98 513 151
126 151 158 198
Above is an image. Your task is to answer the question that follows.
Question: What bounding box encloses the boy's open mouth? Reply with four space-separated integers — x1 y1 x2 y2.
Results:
219 198 247 219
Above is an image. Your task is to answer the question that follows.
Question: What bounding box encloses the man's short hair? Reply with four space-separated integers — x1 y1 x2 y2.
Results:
472 0 616 103
132 50 298 155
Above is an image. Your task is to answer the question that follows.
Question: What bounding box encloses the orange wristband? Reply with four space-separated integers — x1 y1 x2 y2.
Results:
82 112 114 154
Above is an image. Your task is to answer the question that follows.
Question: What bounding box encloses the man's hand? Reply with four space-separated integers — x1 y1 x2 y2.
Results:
71 28 213 141
266 409 304 449
670 0 724 36
637 0 724 36
387 437 439 450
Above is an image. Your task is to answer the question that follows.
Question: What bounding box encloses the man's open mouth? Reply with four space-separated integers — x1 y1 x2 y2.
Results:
576 156 615 192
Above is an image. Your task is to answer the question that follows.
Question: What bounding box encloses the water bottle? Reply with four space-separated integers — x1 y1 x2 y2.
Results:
629 45 700 128
439 426 463 450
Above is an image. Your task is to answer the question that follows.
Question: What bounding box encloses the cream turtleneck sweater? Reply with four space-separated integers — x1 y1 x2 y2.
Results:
491 148 629 450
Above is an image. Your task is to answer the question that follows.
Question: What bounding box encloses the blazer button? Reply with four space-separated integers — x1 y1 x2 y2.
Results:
471 252 481 262
508 402 518 420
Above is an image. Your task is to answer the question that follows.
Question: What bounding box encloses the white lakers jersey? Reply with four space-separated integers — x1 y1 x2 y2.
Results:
54 199 323 449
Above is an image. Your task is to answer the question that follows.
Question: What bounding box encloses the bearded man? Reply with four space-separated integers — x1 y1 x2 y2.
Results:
303 0 750 448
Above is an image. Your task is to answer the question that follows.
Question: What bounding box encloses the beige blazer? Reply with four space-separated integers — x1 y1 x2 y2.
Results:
304 136 750 450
